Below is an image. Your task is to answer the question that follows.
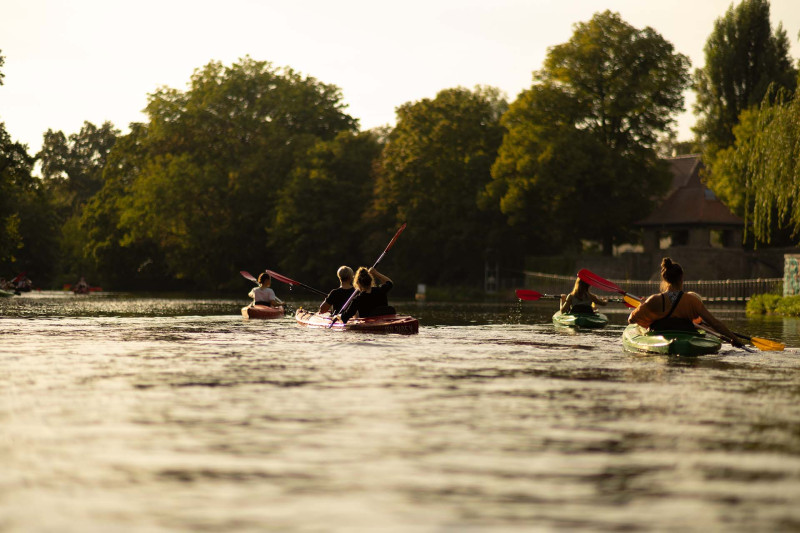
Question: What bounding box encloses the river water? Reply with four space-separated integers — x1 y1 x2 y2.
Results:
1 291 799 532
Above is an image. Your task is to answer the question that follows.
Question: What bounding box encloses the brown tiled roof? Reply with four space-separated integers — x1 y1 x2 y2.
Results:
637 155 743 227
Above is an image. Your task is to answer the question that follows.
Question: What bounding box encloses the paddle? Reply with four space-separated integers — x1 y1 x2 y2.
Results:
516 288 635 307
265 269 327 297
515 289 560 301
578 269 778 351
240 270 259 284
332 223 407 326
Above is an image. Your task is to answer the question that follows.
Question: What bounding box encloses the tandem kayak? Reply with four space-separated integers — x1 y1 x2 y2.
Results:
622 324 722 356
552 311 609 329
295 309 419 335
241 305 285 320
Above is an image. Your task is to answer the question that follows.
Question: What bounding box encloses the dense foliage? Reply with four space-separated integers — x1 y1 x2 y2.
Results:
3 3 797 292
483 11 688 254
695 0 799 246
371 86 522 285
747 293 800 316
711 89 800 244
693 0 797 155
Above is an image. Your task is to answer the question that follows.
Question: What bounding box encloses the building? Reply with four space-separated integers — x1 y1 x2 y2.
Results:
638 154 743 252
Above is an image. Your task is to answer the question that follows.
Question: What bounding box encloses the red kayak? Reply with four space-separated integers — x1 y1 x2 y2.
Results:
241 305 285 320
294 309 419 334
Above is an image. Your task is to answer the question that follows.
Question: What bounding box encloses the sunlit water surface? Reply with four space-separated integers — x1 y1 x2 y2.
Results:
2 291 800 532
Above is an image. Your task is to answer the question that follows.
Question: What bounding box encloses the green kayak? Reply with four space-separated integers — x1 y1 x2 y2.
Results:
622 324 722 356
552 311 609 329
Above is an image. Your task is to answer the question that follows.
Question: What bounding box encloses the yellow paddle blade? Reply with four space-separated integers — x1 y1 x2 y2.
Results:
750 337 785 351
624 295 641 308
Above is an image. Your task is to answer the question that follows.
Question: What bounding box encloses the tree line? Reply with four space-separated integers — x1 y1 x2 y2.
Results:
1 3 798 293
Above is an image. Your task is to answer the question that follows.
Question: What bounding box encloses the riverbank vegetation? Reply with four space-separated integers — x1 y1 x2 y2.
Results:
1 1 798 293
747 293 800 316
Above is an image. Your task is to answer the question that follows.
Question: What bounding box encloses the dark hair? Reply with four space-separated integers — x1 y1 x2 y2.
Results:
660 257 683 287
258 272 271 286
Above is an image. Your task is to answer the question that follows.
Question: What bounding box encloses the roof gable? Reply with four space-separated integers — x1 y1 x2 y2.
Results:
638 154 743 227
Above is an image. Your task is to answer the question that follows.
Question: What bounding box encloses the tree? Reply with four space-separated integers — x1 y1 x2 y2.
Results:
81 57 358 288
269 130 383 287
370 86 515 286
693 0 797 155
0 51 59 281
711 89 800 244
39 121 120 215
484 11 689 254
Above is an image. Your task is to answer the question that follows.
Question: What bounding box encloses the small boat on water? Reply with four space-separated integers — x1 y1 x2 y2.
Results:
241 305 285 320
622 324 722 356
295 309 419 334
0 288 15 298
552 311 609 329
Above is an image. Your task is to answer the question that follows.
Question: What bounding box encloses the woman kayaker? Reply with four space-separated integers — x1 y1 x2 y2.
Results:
560 278 607 314
319 265 355 315
248 272 284 307
628 257 743 345
339 267 395 323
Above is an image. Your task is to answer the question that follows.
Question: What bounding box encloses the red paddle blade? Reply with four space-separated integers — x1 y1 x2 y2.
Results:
265 269 300 286
515 289 543 301
240 270 258 283
577 269 624 294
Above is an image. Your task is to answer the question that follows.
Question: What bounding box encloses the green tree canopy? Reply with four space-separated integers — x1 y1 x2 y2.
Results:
370 86 515 285
269 130 383 287
39 121 120 214
484 11 688 254
711 89 800 245
81 57 358 288
0 51 59 280
693 0 797 154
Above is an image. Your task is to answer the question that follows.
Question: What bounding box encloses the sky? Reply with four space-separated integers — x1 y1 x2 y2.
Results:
1 0 799 156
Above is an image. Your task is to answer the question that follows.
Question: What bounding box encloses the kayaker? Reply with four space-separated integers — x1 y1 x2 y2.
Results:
74 277 90 294
339 267 395 323
560 278 608 314
248 272 284 307
628 257 744 345
319 265 355 315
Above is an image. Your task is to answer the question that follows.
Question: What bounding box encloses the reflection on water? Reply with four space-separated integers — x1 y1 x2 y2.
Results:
1 292 799 531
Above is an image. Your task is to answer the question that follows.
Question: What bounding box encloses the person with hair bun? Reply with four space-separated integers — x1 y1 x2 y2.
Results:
339 267 395 323
628 257 743 345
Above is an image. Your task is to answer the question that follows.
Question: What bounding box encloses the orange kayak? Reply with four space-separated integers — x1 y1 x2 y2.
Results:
294 309 419 334
241 305 285 320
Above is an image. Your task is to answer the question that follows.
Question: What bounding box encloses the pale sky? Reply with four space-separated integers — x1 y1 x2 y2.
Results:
1 0 799 157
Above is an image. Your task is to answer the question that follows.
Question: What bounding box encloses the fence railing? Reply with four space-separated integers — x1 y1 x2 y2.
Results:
523 271 783 303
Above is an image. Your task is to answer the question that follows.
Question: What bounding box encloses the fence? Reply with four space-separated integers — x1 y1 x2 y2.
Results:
523 271 783 303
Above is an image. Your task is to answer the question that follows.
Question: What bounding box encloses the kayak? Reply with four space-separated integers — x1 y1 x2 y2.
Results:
295 309 419 335
622 324 722 356
552 311 609 329
0 288 15 297
241 305 285 320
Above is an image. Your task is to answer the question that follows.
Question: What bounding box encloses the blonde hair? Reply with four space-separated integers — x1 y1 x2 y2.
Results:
337 265 354 283
354 267 373 292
